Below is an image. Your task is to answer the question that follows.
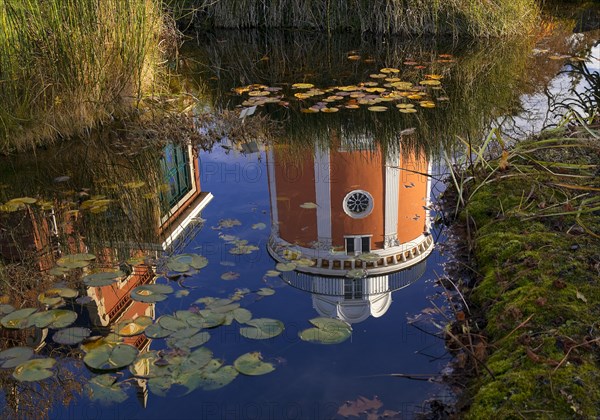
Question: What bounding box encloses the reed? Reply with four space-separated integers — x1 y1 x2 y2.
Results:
196 0 539 38
0 0 169 153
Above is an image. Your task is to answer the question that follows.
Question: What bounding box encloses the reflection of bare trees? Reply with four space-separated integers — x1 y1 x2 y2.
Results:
0 361 85 420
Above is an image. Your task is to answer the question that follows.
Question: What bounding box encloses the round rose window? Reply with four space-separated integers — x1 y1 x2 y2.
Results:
343 190 374 218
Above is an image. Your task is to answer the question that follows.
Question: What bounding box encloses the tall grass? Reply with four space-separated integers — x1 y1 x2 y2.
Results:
196 0 539 37
0 0 169 153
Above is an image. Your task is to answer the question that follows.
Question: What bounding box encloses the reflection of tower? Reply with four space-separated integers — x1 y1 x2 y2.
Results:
266 143 434 275
281 260 427 323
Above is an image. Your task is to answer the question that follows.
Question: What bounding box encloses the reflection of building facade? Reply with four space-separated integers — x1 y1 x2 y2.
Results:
266 143 434 275
281 260 427 323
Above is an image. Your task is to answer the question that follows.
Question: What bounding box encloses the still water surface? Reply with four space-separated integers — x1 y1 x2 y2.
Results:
0 21 598 419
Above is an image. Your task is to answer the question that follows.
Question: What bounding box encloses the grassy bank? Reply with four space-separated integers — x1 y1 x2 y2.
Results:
0 0 170 153
446 117 600 417
194 0 539 37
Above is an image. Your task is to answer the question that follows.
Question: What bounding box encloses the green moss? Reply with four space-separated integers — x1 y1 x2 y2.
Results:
456 126 600 418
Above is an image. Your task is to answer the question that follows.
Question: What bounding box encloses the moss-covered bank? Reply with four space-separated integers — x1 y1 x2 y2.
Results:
449 122 600 418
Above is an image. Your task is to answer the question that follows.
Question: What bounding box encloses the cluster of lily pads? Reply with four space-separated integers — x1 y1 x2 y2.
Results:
234 58 452 116
0 196 53 212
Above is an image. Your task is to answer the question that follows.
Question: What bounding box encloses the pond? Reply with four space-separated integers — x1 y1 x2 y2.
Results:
0 15 598 420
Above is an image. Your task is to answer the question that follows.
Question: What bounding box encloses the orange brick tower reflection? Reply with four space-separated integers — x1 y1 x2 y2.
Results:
267 142 434 276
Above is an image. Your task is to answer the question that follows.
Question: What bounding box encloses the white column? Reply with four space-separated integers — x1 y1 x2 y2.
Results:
314 145 332 249
384 155 400 248
266 147 279 235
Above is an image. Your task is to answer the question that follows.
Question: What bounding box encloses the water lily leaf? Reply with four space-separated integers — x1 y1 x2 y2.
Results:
233 308 252 324
209 303 240 314
158 315 187 331
346 269 367 279
234 352 275 376
86 374 128 404
53 327 91 345
220 271 240 281
1 308 37 329
0 304 14 316
300 317 352 344
144 323 173 339
229 244 259 255
198 364 239 391
83 271 125 287
240 318 284 340
368 106 388 112
295 258 315 267
218 219 241 229
13 358 56 381
0 346 34 368
257 288 275 296
275 262 296 272
168 254 208 271
299 327 351 345
84 343 138 371
168 331 210 350
57 253 95 269
48 266 70 276
131 284 173 303
357 253 380 263
167 261 189 272
193 311 226 329
292 83 314 89
251 223 266 230
115 317 152 337
299 202 317 209
265 270 280 277
7 197 37 205
30 309 77 329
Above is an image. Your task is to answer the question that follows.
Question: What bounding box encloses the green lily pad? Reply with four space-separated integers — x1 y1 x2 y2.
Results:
209 303 240 314
257 288 275 296
29 309 77 329
265 270 280 277
167 331 210 350
57 253 95 269
13 358 56 382
234 352 275 376
115 316 153 336
167 254 208 272
229 244 259 255
192 311 226 329
48 266 70 276
158 315 187 331
218 219 241 229
83 343 139 371
239 318 284 340
299 317 352 344
275 262 296 272
345 268 367 279
1 308 37 329
83 271 125 287
144 323 173 339
251 223 266 230
200 364 238 391
0 304 15 316
86 374 128 404
220 271 240 281
0 346 34 368
131 284 173 303
232 308 252 324
357 252 381 262
53 327 91 345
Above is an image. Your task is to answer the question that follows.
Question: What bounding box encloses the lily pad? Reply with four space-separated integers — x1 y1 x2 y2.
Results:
220 271 240 281
346 269 367 279
167 331 210 350
48 266 70 276
299 202 317 209
86 374 128 404
275 262 296 272
53 327 91 345
0 346 34 368
1 308 38 329
13 358 56 382
257 288 275 296
234 352 275 376
197 363 239 391
265 270 280 277
131 284 173 303
144 323 173 339
0 304 15 316
299 317 352 345
83 271 125 287
239 318 284 340
357 253 381 263
29 309 77 329
115 316 153 337
251 223 266 230
57 253 95 269
83 343 139 371
232 308 252 324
